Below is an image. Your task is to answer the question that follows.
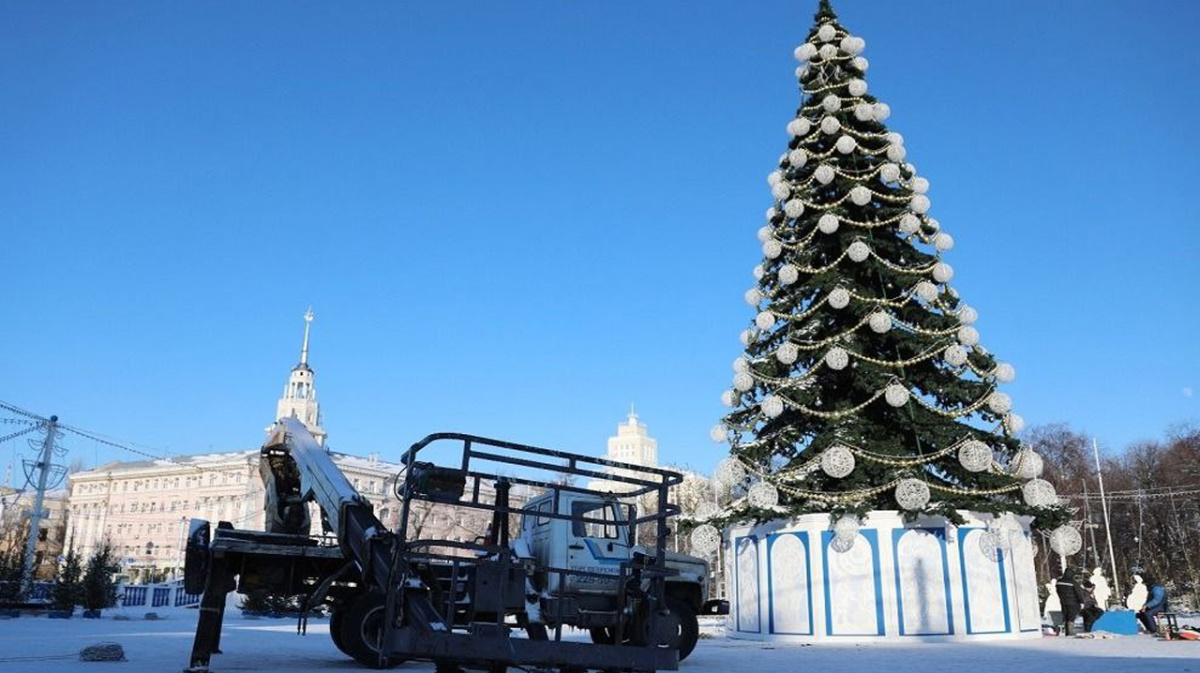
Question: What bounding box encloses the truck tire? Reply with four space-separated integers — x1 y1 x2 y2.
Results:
669 598 699 662
339 592 401 669
329 609 348 656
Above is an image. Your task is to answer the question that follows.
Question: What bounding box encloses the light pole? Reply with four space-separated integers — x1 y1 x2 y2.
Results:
1093 437 1121 598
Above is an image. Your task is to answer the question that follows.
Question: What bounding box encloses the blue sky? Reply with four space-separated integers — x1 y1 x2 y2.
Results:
1 1 1197 477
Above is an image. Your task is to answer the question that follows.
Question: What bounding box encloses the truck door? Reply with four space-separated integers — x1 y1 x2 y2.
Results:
564 497 631 595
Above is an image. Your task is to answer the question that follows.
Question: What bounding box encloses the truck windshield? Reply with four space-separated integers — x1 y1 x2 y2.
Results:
571 501 622 540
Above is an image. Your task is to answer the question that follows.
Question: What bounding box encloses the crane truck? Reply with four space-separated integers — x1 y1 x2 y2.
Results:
183 418 717 672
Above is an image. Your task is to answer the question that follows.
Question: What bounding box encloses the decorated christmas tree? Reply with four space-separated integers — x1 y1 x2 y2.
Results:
702 1 1070 548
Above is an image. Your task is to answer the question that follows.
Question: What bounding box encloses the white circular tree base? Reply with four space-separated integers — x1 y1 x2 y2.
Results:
725 510 1042 642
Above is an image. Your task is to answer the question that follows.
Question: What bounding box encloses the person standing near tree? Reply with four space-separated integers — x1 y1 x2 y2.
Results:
1080 581 1105 633
1055 567 1087 636
1137 576 1168 634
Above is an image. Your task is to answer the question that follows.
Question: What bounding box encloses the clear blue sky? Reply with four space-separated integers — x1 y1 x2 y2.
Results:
2 1 1197 476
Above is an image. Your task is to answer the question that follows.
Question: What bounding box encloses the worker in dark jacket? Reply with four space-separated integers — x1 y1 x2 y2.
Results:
1080 581 1105 632
1055 567 1088 635
1137 576 1169 634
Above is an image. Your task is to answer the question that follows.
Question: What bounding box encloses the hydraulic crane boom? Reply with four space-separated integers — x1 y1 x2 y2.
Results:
260 417 396 593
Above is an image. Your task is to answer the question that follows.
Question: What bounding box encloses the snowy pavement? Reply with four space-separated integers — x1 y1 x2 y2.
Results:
0 611 1197 673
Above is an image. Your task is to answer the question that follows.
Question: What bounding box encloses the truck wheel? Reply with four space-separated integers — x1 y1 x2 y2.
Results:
669 599 699 662
339 592 401 669
329 609 348 656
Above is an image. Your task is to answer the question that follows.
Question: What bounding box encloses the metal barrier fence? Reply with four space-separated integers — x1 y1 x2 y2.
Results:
119 581 202 608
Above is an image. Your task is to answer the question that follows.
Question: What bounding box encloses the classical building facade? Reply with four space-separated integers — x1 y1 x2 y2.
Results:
64 310 398 583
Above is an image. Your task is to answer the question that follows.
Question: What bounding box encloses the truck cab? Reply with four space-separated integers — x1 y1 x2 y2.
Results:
519 490 706 660
520 491 634 595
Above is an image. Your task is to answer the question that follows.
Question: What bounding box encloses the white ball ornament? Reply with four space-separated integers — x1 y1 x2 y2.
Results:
886 132 904 147
873 102 891 121
771 182 791 201
933 232 955 251
838 36 855 54
910 194 931 214
818 44 837 60
763 239 783 259
788 148 808 168
884 383 910 407
720 390 737 408
828 287 851 309
1022 478 1057 507
755 311 776 331
757 226 772 243
761 395 785 419
869 311 893 333
744 288 763 306
847 79 867 97
821 445 856 478
895 478 931 511
767 170 783 186
854 103 874 121
915 280 939 303
833 514 860 538
776 342 799 365
820 116 841 135
912 176 930 194
784 199 805 218
958 440 993 472
932 262 955 283
899 213 920 234
765 206 778 221
740 329 753 346
714 457 747 486
694 501 720 522
836 135 858 154
1005 413 1026 434
822 94 841 113
733 371 754 392
748 481 780 509
925 217 941 232
794 43 818 62
753 264 765 281
958 305 978 325
957 326 980 347
786 118 811 137
848 240 871 262
690 524 721 554
795 65 806 79
853 56 869 71
817 24 836 42
814 164 836 185
944 344 968 366
1049 525 1083 556
879 163 901 184
825 347 849 370
709 424 727 443
778 264 799 285
988 391 1012 414
849 185 871 205
732 356 748 373
993 363 1016 383
1013 449 1044 479
887 144 907 162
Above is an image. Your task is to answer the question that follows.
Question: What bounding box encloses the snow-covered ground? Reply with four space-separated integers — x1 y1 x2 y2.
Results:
0 609 1196 673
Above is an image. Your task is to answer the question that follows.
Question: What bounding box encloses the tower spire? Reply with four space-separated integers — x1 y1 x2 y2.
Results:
300 307 314 365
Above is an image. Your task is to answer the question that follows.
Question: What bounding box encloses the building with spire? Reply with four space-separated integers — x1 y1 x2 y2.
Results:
274 308 326 446
63 309 400 583
588 407 660 493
